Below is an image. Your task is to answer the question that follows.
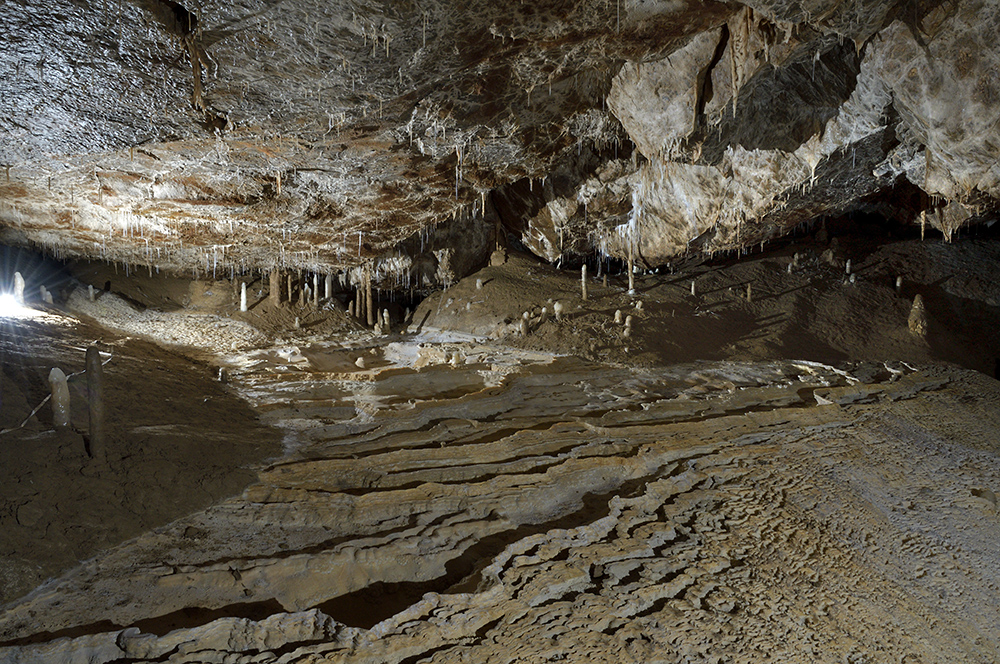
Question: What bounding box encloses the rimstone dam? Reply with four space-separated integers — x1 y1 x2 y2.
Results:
1 1 1000 662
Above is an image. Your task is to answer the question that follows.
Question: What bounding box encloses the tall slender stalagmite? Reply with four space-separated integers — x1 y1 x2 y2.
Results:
366 266 374 327
287 274 294 305
13 271 25 304
270 270 281 306
908 294 928 338
240 282 248 312
49 367 70 428
86 346 105 463
627 244 635 295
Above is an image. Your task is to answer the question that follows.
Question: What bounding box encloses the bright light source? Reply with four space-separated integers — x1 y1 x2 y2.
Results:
0 293 27 318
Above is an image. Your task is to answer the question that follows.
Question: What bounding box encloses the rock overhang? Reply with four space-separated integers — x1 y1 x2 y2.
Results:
0 0 997 289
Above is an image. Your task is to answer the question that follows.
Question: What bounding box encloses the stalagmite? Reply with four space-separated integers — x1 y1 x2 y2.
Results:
48 367 70 428
627 251 635 295
581 265 588 301
635 300 643 310
240 282 248 312
553 301 564 321
355 286 363 320
294 316 300 329
908 294 928 338
13 271 24 304
787 263 793 274
40 285 53 305
691 281 697 297
896 276 903 293
382 309 390 334
614 309 622 324
476 278 483 290
287 274 294 305
325 274 333 300
625 314 633 328
300 283 308 306
270 270 281 306
88 284 96 301
603 274 608 288
348 301 356 317
845 259 852 275
355 356 366 369
366 266 374 327
313 274 319 306
746 283 753 302
519 317 528 337
85 346 105 464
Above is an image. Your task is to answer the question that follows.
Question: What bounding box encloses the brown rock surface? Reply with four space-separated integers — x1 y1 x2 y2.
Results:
2 353 999 663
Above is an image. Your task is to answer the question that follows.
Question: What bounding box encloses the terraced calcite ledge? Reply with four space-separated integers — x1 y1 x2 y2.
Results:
2 350 998 663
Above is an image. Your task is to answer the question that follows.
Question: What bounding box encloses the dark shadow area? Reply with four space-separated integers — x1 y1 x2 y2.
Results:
0 247 283 608
693 33 862 162
0 599 287 647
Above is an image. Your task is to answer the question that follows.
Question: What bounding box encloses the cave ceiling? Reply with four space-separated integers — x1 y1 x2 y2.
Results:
0 0 998 287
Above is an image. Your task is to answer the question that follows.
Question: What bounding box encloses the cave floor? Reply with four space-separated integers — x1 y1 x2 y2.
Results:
2 233 1000 663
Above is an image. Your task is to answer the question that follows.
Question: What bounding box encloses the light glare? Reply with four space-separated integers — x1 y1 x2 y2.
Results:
0 293 26 318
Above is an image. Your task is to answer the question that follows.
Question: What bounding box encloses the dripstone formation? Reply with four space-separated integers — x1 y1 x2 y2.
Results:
1 0 997 289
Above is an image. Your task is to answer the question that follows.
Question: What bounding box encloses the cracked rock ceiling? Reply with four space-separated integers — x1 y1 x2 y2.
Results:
1 0 998 288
